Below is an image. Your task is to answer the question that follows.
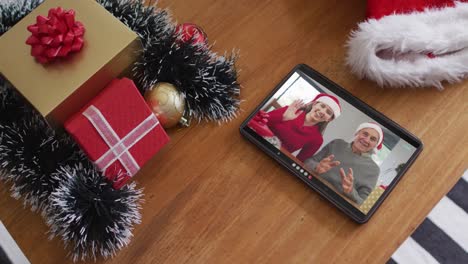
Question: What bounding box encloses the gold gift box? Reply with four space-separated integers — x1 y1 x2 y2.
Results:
0 0 142 126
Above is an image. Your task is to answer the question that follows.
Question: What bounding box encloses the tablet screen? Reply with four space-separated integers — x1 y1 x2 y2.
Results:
243 68 421 217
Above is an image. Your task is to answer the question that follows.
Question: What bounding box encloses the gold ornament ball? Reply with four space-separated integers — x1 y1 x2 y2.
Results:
144 82 185 128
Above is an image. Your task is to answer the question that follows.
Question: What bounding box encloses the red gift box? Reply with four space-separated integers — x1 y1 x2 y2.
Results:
65 78 169 189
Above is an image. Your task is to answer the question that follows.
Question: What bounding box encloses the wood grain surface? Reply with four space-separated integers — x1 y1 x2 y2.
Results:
1 0 467 263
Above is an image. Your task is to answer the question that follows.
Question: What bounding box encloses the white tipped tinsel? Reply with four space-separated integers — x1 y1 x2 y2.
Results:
45 164 143 262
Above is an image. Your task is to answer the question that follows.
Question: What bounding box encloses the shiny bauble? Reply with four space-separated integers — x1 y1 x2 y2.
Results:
175 23 207 46
144 82 185 129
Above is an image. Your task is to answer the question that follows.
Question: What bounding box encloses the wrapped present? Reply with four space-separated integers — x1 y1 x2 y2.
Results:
0 0 142 126
65 78 170 189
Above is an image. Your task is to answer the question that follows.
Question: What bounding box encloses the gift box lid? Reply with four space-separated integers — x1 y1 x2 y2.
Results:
0 0 142 126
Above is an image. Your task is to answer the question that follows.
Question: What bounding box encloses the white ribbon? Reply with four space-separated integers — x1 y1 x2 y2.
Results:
83 105 159 176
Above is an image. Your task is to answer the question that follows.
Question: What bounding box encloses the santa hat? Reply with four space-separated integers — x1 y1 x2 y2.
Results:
311 93 342 118
355 122 384 150
346 0 468 89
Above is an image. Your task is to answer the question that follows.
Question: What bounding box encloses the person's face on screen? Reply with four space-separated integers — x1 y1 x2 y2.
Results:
307 102 334 123
353 128 379 154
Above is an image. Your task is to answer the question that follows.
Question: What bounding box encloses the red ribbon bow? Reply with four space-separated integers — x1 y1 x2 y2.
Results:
25 7 85 64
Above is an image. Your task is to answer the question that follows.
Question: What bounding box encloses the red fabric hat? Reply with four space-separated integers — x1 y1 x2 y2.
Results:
346 0 468 89
312 93 341 118
355 122 384 150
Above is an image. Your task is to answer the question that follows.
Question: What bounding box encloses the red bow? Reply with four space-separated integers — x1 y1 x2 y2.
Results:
25 7 85 64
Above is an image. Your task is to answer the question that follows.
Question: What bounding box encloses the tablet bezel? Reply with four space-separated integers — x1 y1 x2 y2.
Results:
239 64 423 223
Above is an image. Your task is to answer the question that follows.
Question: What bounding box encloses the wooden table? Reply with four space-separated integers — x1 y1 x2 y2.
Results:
1 0 467 263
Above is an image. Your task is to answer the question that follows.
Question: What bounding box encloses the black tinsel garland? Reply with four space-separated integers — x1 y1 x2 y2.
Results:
0 0 240 261
46 165 143 261
96 0 175 43
0 0 43 34
0 118 66 211
133 34 240 122
0 78 91 213
97 0 240 122
0 75 35 124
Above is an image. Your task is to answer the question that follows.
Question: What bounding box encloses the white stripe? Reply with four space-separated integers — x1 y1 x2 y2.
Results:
108 151 139 176
84 106 122 172
98 114 158 175
95 147 117 171
83 105 143 176
462 169 468 183
121 114 159 155
427 196 468 252
84 106 120 146
0 221 30 264
392 236 439 264
97 114 155 165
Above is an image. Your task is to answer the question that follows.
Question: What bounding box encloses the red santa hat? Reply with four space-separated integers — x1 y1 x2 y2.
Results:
346 0 468 89
355 122 384 150
312 93 342 118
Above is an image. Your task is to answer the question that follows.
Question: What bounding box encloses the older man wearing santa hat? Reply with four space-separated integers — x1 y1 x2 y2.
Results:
304 122 384 205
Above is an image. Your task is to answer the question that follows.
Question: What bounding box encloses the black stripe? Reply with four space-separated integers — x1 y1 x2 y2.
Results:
0 246 13 264
446 178 468 213
411 218 468 264
386 258 398 264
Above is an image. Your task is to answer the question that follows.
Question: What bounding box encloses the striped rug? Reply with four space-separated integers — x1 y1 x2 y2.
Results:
388 170 468 264
0 221 30 264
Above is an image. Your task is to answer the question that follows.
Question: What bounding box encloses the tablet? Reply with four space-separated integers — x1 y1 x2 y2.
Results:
240 64 423 223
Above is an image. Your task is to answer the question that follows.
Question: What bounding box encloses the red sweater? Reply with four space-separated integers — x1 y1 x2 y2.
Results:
267 106 323 162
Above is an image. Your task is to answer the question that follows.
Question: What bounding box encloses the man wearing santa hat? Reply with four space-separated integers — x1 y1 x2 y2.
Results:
304 122 384 205
346 0 468 89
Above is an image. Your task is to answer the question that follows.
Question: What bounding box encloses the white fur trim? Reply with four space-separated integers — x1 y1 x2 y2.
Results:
346 2 468 89
356 122 383 149
315 96 341 118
